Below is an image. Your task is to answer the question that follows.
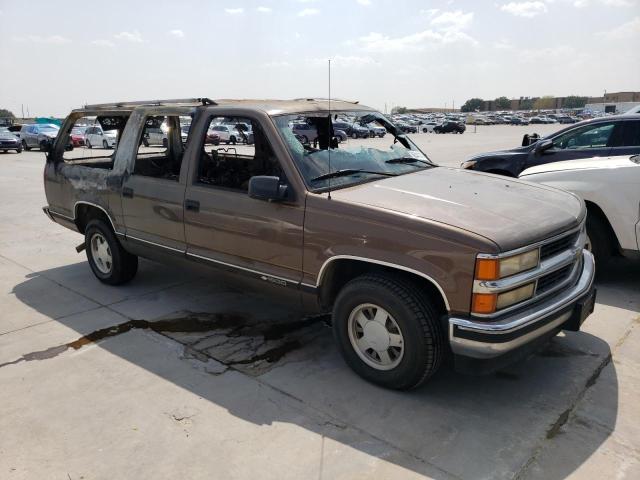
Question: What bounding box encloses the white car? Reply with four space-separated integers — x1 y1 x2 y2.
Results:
208 124 243 144
84 125 118 149
420 121 440 133
519 155 640 264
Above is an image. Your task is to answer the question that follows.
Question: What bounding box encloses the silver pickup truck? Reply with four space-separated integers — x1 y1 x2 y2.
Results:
42 98 596 389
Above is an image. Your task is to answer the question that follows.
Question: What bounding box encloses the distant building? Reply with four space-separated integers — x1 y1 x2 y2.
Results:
480 91 640 112
584 91 640 114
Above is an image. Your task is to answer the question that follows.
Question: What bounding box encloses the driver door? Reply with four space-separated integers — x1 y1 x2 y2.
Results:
183 112 304 288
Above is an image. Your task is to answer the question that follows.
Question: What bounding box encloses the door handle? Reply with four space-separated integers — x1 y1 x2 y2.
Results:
122 187 134 198
185 199 200 212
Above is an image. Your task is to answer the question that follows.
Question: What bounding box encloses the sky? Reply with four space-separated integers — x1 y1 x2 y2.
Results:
0 0 638 117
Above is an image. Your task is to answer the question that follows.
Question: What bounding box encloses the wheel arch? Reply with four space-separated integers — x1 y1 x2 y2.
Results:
74 201 117 234
316 256 450 314
584 200 621 252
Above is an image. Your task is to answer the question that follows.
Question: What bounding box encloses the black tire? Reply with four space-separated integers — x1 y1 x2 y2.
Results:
230 136 237 145
85 219 138 285
332 273 444 390
22 140 31 151
142 138 149 147
351 132 358 139
16 148 22 153
162 138 168 148
102 140 109 149
586 213 612 266
86 139 92 149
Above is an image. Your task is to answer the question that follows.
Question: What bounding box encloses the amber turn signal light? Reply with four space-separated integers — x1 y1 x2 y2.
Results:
472 293 497 314
475 258 500 281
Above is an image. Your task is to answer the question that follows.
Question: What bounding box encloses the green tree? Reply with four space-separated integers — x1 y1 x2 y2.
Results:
494 96 511 109
0 108 15 118
533 96 556 110
563 96 589 109
391 106 408 114
519 97 534 110
460 98 484 113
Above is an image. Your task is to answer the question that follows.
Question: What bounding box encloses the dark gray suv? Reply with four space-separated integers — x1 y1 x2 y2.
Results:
20 124 60 151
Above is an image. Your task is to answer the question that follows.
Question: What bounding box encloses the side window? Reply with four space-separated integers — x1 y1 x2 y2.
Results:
552 123 615 150
61 115 129 168
197 116 282 191
619 121 640 147
133 115 191 181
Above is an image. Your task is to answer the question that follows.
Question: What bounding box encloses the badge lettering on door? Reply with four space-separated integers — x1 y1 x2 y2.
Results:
260 275 287 287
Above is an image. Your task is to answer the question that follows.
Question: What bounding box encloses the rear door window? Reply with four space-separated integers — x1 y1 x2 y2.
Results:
552 122 616 150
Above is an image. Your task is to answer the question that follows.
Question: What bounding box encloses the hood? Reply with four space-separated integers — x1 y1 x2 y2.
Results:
0 133 18 140
330 167 584 252
103 130 117 137
520 155 637 177
470 145 530 160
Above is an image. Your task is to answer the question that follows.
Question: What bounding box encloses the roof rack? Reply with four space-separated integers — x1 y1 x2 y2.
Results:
293 97 359 105
83 98 216 109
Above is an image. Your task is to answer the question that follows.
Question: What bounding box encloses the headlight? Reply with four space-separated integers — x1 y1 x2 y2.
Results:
472 282 535 314
471 249 540 315
496 282 535 309
461 160 476 169
475 249 539 281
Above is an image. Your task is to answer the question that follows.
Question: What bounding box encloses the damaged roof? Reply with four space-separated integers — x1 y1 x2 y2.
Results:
77 98 376 116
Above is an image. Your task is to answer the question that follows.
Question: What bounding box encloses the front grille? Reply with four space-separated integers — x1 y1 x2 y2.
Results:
536 264 573 294
540 232 579 260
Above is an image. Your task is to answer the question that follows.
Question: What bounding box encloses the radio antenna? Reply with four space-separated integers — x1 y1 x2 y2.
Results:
327 58 332 200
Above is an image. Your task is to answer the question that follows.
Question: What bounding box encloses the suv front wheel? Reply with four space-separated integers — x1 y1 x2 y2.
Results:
85 219 138 285
332 273 444 390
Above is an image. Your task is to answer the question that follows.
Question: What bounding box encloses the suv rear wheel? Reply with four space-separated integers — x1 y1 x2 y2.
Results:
85 219 138 285
332 273 443 390
22 140 31 151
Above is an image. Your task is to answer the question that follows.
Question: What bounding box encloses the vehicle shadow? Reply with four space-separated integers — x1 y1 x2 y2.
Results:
10 261 618 480
594 256 640 311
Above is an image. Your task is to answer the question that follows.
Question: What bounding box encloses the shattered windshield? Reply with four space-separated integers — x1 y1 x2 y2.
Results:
274 111 435 191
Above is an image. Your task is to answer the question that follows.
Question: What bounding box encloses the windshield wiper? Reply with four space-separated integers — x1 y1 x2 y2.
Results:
310 169 397 183
385 157 432 165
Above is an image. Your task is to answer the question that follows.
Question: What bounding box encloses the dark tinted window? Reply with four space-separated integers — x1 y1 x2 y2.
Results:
619 121 640 147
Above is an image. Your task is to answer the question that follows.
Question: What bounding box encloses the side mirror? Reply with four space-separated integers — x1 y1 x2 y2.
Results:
40 139 52 153
248 176 288 202
535 138 553 154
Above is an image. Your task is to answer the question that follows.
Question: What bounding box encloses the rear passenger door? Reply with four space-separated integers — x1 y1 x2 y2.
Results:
120 113 192 252
183 112 305 287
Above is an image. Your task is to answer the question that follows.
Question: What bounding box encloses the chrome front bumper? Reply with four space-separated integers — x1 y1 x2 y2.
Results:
449 249 595 360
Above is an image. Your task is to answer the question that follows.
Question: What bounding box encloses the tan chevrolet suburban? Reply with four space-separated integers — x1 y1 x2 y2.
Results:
42 98 596 389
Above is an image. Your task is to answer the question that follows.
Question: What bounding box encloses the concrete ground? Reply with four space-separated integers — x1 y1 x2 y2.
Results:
0 124 638 480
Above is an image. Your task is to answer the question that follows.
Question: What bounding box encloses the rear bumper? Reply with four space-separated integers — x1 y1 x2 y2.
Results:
448 250 595 370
